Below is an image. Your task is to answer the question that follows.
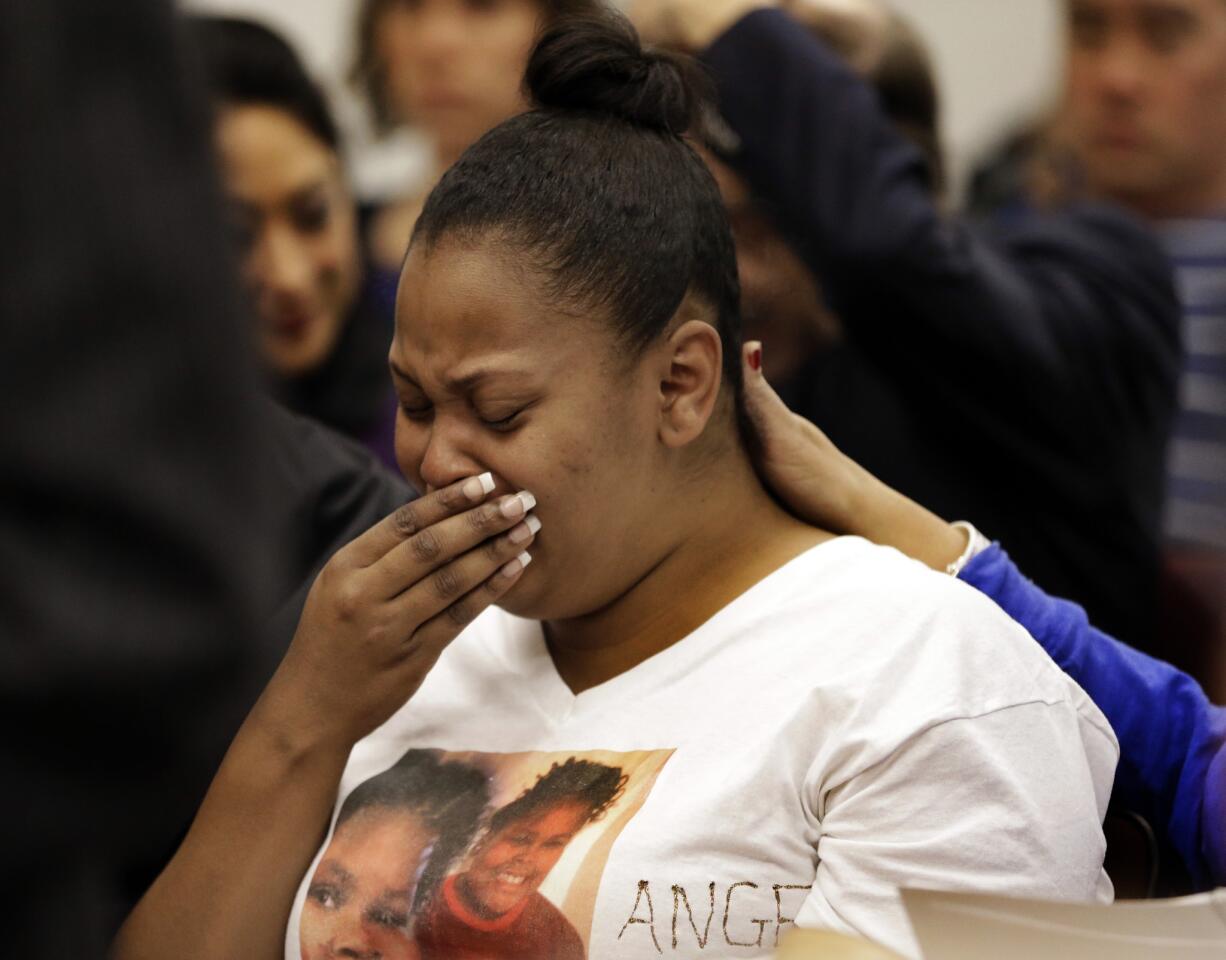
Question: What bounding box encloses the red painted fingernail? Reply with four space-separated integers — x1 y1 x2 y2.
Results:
748 346 762 372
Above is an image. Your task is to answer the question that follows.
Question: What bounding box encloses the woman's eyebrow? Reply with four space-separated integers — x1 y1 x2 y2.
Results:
389 360 533 392
446 366 536 392
388 360 419 386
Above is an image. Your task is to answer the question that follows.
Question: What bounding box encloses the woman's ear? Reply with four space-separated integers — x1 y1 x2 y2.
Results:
657 311 723 449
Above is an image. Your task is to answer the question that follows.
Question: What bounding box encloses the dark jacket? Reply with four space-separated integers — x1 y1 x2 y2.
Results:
0 2 410 951
263 405 411 659
704 10 1181 650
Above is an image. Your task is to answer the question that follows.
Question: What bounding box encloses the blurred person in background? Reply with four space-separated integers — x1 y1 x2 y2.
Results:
1 0 276 953
631 0 1181 656
972 0 1226 689
1064 0 1226 686
1064 0 1226 222
352 0 600 270
2 5 414 951
189 17 414 646
193 16 401 469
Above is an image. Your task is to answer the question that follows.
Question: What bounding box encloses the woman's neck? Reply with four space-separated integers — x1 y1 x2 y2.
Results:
543 452 833 694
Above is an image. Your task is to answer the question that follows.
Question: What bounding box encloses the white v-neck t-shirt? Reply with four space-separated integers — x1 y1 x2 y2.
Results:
286 537 1116 960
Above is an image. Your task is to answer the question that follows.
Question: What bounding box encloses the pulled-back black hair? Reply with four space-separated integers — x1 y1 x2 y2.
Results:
338 749 491 909
188 16 339 152
410 10 745 409
487 757 628 836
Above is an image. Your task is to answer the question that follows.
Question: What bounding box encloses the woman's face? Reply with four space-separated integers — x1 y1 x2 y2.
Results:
216 104 362 378
300 807 434 960
457 801 590 918
375 0 543 161
390 239 674 621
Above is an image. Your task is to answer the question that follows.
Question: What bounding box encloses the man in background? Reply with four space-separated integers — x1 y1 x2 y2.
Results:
1060 0 1226 682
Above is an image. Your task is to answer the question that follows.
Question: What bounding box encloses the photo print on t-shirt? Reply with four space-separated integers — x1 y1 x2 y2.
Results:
299 747 673 960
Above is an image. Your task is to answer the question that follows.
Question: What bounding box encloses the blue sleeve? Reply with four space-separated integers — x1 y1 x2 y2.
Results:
960 545 1226 889
701 10 1179 457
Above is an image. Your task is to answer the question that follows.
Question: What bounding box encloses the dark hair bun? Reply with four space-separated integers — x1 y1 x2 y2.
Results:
524 11 709 134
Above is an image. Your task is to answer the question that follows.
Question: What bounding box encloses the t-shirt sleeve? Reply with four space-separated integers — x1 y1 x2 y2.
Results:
960 543 1226 891
795 700 1116 959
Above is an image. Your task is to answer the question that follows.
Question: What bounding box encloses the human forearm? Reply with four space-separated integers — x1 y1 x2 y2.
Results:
113 687 350 960
843 463 967 573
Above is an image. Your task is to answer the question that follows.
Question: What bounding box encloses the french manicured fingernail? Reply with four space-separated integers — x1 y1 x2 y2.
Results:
509 514 542 545
462 472 496 501
500 490 536 519
501 551 532 577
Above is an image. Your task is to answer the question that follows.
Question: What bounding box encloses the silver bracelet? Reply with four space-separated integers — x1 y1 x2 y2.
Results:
945 521 991 577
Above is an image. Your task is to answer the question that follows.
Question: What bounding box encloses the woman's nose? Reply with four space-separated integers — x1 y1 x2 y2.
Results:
256 223 314 303
417 421 486 492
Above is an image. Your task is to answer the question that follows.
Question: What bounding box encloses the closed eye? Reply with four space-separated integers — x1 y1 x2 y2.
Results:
479 409 524 431
400 402 433 423
366 903 411 930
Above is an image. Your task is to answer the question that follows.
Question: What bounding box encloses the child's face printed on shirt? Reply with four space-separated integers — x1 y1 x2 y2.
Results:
456 801 590 918
300 807 433 960
391 237 689 621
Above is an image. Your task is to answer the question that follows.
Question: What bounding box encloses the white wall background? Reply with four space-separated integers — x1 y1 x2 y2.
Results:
894 0 1065 199
183 0 1067 203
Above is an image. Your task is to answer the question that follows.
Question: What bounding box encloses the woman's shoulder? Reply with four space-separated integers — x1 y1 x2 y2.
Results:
762 537 1099 715
772 534 1015 621
760 538 1117 777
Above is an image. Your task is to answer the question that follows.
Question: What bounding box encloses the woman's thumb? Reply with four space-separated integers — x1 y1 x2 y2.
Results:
741 341 789 427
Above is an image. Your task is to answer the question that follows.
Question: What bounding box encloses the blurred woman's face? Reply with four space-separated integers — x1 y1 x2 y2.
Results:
216 104 362 378
376 0 543 161
300 807 434 960
456 801 590 918
390 238 673 622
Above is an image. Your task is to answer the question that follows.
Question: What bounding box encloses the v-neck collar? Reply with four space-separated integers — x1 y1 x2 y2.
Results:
502 537 858 727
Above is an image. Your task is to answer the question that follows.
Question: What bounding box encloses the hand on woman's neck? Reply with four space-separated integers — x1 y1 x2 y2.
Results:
543 442 832 694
